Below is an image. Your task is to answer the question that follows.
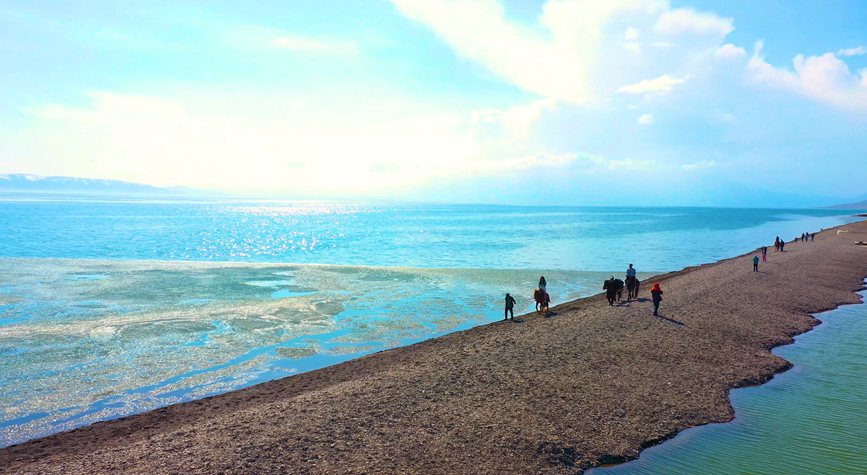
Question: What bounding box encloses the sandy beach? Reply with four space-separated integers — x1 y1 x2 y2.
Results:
2 220 866 474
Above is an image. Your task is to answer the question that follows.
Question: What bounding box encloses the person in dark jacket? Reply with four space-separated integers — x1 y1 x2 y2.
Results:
650 283 663 316
753 255 760 272
614 278 625 302
504 293 516 320
603 277 618 306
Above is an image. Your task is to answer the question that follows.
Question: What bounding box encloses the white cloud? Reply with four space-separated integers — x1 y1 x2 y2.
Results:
747 42 867 112
391 0 734 104
470 152 580 172
716 43 746 60
682 160 718 170
271 36 332 52
837 46 866 57
228 25 356 55
18 93 577 196
619 74 687 95
623 42 641 54
650 41 674 48
391 0 594 104
21 92 483 194
653 8 734 37
472 98 557 141
604 158 657 171
637 113 654 125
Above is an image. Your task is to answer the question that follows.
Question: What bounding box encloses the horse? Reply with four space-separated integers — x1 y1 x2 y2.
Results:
614 278 624 302
534 287 550 314
625 275 640 300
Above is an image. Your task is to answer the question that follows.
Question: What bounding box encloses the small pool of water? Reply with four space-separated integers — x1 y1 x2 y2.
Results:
591 283 867 474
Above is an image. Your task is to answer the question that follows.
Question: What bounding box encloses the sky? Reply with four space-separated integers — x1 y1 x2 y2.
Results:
1 0 866 206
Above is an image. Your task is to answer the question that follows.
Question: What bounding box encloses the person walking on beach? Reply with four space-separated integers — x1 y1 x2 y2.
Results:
774 236 780 251
650 283 663 317
780 239 785 252
504 293 516 320
753 255 760 272
603 277 618 306
761 246 767 262
811 233 815 242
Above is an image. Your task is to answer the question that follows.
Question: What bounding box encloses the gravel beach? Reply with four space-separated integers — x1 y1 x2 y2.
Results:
2 220 866 474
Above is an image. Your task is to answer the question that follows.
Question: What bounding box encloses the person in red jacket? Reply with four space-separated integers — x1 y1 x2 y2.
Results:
650 283 663 317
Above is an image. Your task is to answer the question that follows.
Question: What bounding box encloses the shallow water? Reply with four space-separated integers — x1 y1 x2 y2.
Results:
0 201 862 447
590 285 867 474
0 258 622 446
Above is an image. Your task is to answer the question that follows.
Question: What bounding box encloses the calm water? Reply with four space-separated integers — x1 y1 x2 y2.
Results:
591 284 867 474
0 200 863 447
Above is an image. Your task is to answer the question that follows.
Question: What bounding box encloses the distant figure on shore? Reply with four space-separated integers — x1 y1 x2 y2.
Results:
650 283 663 316
626 264 636 279
753 255 759 272
811 233 815 242
603 277 618 306
774 236 781 251
539 276 547 292
780 240 785 251
504 293 516 320
761 246 767 262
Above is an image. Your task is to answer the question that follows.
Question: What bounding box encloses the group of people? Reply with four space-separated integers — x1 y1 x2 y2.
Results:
503 276 549 320
795 232 815 243
756 231 819 272
603 264 639 305
505 264 665 320
507 229 825 322
603 264 663 316
773 236 786 252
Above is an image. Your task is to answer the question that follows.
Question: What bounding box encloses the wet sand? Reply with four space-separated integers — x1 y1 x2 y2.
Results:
2 221 867 474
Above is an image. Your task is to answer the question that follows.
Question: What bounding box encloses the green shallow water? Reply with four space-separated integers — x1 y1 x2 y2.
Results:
591 283 867 474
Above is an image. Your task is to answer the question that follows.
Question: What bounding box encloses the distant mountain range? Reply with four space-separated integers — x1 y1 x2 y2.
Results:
0 174 213 197
827 199 867 210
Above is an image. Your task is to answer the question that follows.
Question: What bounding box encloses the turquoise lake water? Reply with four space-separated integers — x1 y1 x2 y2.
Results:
0 200 863 447
591 284 867 474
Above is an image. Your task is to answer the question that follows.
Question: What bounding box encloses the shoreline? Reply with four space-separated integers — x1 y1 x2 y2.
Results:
588 281 867 473
2 221 867 473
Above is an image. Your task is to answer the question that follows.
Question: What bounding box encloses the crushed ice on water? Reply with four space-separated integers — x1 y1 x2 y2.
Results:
0 258 619 447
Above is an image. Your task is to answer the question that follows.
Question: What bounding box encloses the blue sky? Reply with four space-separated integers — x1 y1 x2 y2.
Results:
2 0 866 206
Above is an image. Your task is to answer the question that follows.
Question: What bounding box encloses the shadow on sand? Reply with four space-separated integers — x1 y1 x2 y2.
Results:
656 314 685 326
